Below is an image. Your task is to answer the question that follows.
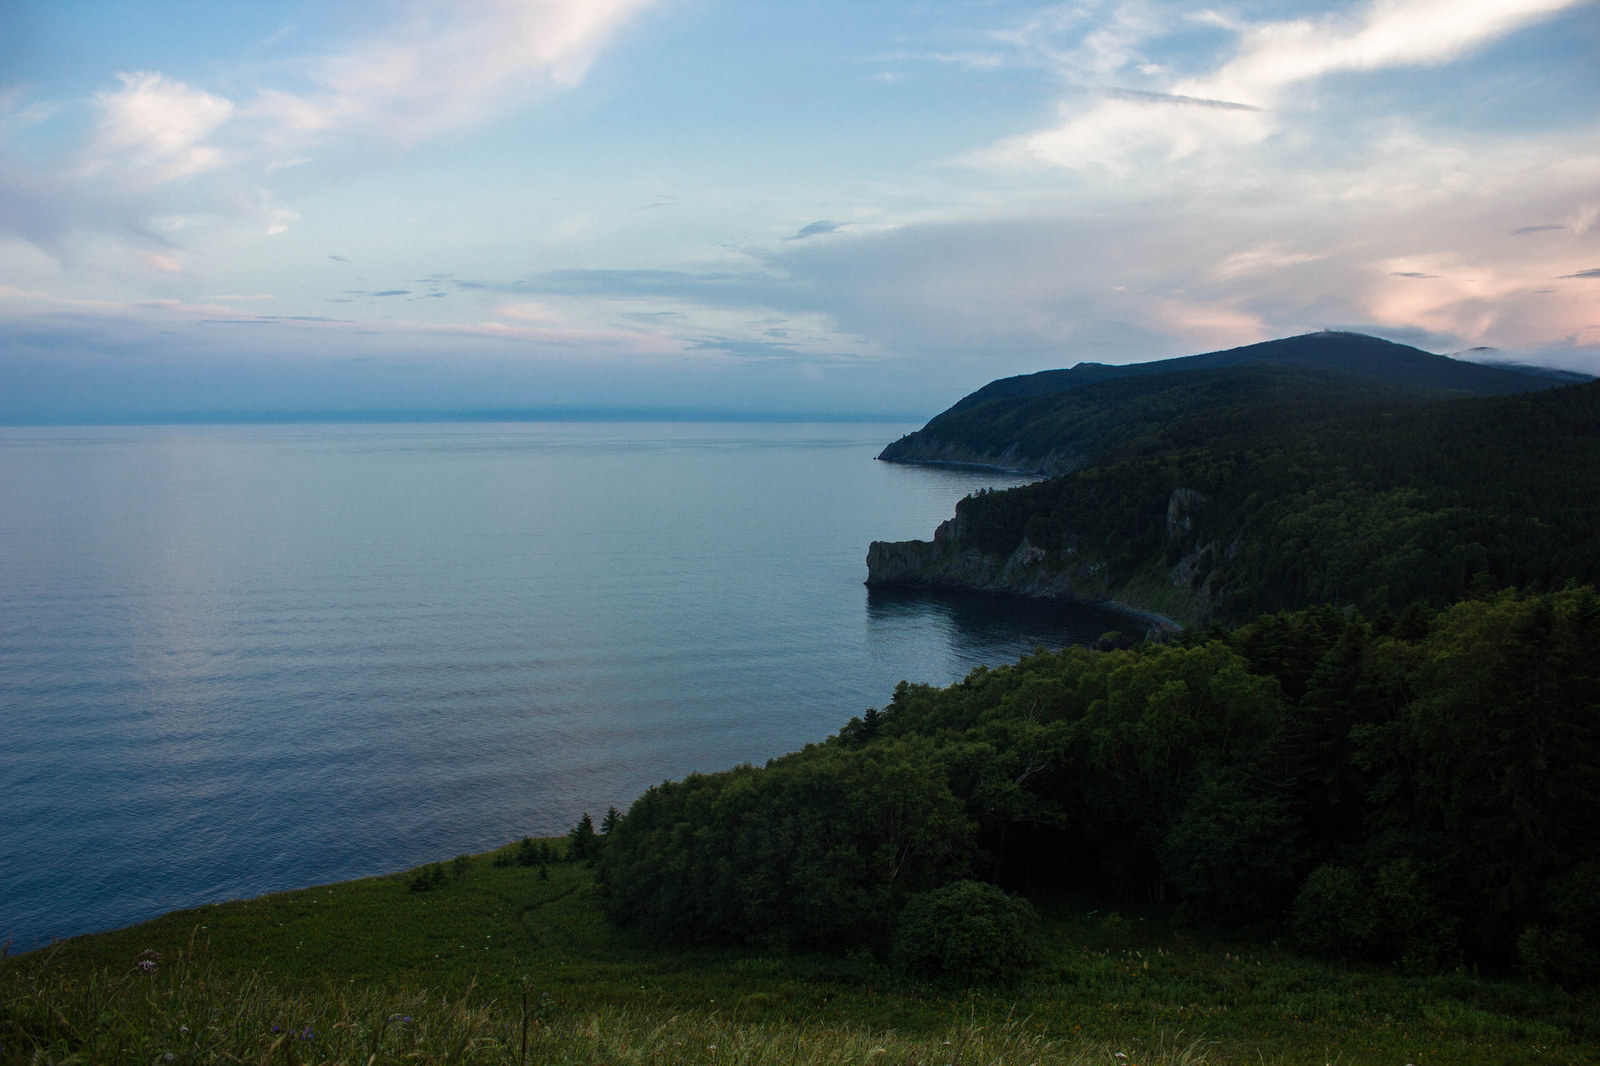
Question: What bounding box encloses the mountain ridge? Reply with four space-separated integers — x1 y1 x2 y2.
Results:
881 332 1589 475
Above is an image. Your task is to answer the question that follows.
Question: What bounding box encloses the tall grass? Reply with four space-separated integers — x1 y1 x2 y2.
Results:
2 942 1211 1066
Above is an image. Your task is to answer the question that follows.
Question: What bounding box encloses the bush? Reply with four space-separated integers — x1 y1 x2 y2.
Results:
408 863 448 893
1291 860 1456 968
1291 864 1377 959
891 881 1039 984
1519 861 1600 985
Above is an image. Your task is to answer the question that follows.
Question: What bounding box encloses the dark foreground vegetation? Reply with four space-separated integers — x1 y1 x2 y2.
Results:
603 588 1599 982
6 837 1598 1064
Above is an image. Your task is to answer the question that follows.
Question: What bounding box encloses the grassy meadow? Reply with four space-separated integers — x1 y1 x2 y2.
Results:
4 842 1596 1065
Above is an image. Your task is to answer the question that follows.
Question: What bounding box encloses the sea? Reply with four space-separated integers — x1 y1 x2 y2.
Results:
0 421 1137 949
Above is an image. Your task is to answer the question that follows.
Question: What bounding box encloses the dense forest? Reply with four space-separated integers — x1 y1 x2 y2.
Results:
940 377 1600 624
600 588 1600 984
599 339 1600 989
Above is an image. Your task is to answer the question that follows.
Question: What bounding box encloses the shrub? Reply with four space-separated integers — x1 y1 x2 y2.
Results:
891 881 1039 984
1519 861 1600 985
1291 860 1456 968
408 863 449 893
1291 864 1377 959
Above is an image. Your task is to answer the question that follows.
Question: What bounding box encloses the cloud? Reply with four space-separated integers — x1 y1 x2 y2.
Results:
988 0 1590 170
1391 271 1440 278
82 72 233 186
248 0 659 144
371 290 411 297
1512 224 1565 234
785 220 847 241
328 254 351 263
1094 87 1260 111
1559 268 1600 279
0 2 657 263
1212 245 1325 280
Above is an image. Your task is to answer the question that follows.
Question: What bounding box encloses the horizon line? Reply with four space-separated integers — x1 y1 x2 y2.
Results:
0 406 932 429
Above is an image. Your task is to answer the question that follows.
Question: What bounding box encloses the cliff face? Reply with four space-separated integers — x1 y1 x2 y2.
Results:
866 526 1096 601
866 488 1211 630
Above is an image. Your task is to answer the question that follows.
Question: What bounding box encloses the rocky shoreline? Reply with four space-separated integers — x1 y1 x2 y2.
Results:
865 516 1182 634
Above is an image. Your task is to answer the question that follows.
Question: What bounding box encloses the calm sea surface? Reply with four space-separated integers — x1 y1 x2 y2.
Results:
0 422 1134 948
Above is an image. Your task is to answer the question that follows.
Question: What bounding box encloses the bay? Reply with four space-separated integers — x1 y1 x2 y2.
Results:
0 422 1132 948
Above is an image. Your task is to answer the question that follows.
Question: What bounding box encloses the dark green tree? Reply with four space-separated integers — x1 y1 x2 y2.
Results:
568 812 598 860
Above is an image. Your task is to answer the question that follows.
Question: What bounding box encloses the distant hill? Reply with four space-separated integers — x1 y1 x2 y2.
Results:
881 332 1587 474
868 376 1600 627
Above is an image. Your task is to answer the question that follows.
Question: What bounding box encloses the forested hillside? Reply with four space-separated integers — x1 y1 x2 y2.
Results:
601 588 1600 983
602 352 1600 991
878 332 1586 474
869 378 1600 626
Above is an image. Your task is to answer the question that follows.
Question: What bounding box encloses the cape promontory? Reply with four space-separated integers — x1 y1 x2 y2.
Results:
868 333 1598 627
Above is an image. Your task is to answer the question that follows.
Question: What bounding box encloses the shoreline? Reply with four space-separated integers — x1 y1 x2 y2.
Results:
875 454 1049 478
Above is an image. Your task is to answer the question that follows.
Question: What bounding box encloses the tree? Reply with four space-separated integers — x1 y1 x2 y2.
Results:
568 812 598 860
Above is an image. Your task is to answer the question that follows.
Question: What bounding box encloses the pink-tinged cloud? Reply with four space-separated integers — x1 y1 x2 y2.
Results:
249 0 659 144
83 72 233 186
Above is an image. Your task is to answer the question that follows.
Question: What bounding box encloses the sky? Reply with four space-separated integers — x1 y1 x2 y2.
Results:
1 0 1597 422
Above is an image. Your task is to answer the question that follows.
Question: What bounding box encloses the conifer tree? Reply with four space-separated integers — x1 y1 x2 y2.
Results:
568 812 598 859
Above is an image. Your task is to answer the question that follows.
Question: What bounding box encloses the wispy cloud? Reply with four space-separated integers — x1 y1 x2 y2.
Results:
248 0 658 144
81 72 233 187
1093 86 1259 111
785 220 847 241
986 0 1591 170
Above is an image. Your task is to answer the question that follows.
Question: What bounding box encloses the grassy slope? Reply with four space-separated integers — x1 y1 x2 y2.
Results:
7 845 1596 1065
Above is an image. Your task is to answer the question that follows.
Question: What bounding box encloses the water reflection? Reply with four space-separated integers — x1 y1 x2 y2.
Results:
865 587 1151 685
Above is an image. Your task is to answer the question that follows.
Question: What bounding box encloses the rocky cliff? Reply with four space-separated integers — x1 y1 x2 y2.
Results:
865 489 1216 631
